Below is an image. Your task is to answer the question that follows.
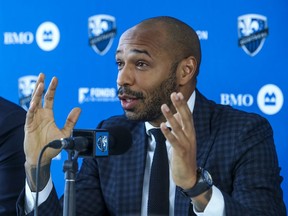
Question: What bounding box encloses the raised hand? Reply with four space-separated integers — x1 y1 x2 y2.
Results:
24 73 81 191
160 92 197 189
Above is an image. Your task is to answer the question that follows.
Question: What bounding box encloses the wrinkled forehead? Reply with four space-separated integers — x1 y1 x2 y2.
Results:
116 24 169 56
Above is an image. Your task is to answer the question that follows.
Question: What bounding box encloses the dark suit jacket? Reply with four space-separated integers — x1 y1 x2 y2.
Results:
17 90 286 215
0 97 26 216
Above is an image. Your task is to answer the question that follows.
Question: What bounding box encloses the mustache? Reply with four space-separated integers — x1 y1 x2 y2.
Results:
117 86 144 98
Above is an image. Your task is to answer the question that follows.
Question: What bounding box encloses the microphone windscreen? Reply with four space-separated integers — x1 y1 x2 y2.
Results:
107 126 132 155
73 137 89 152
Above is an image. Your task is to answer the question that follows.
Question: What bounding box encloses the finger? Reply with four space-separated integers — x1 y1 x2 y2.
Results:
161 104 187 150
25 83 45 131
61 107 81 137
32 73 45 97
160 121 182 150
32 73 45 108
161 103 182 135
170 92 195 137
25 100 37 129
29 81 45 112
43 77 58 110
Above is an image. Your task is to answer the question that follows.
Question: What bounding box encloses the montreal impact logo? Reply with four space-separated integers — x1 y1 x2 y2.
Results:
88 14 117 55
238 14 269 56
18 75 38 110
96 131 109 156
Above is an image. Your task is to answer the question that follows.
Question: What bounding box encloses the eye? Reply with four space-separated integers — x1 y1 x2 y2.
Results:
136 61 148 69
116 60 124 70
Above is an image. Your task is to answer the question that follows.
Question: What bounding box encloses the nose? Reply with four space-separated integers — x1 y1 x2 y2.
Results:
116 65 134 87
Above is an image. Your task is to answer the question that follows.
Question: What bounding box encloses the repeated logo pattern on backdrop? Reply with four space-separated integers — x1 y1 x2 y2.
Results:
3 21 60 51
18 75 37 111
36 21 60 51
257 84 284 115
238 14 269 56
88 14 117 55
0 0 287 208
220 84 284 115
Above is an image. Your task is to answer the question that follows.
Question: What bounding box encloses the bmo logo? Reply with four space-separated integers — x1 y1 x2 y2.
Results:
3 32 34 44
220 93 253 107
3 21 60 51
36 21 60 51
257 84 284 115
220 84 284 115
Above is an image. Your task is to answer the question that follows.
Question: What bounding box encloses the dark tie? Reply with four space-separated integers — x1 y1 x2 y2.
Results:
147 128 169 215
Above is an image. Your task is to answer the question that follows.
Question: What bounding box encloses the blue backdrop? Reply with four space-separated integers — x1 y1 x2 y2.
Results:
1 0 287 209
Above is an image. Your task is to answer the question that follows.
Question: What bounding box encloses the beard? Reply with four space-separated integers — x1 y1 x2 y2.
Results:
118 63 178 122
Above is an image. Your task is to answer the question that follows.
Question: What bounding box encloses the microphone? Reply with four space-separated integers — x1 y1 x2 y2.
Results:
48 136 89 152
105 126 132 155
48 126 132 157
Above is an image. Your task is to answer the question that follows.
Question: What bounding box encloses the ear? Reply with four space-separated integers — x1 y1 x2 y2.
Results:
178 56 197 86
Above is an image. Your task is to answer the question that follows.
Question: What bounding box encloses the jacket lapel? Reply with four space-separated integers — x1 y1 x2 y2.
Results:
115 121 148 214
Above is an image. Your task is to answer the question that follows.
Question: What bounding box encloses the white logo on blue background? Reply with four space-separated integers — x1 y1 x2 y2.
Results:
238 14 269 57
96 131 109 156
18 75 38 110
257 84 284 115
3 32 34 45
36 21 60 51
78 87 118 104
88 14 117 55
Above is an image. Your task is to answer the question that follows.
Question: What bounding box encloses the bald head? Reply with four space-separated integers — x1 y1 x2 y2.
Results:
135 16 202 75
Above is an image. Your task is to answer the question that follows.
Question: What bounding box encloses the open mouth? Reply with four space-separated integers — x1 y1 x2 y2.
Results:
118 94 139 110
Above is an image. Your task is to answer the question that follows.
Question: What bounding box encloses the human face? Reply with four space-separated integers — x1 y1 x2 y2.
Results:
116 25 179 124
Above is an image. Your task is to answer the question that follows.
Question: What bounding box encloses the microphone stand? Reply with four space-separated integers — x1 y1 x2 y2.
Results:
63 150 79 216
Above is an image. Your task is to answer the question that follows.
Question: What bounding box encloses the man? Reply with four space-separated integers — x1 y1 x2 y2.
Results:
0 97 26 215
17 16 286 215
